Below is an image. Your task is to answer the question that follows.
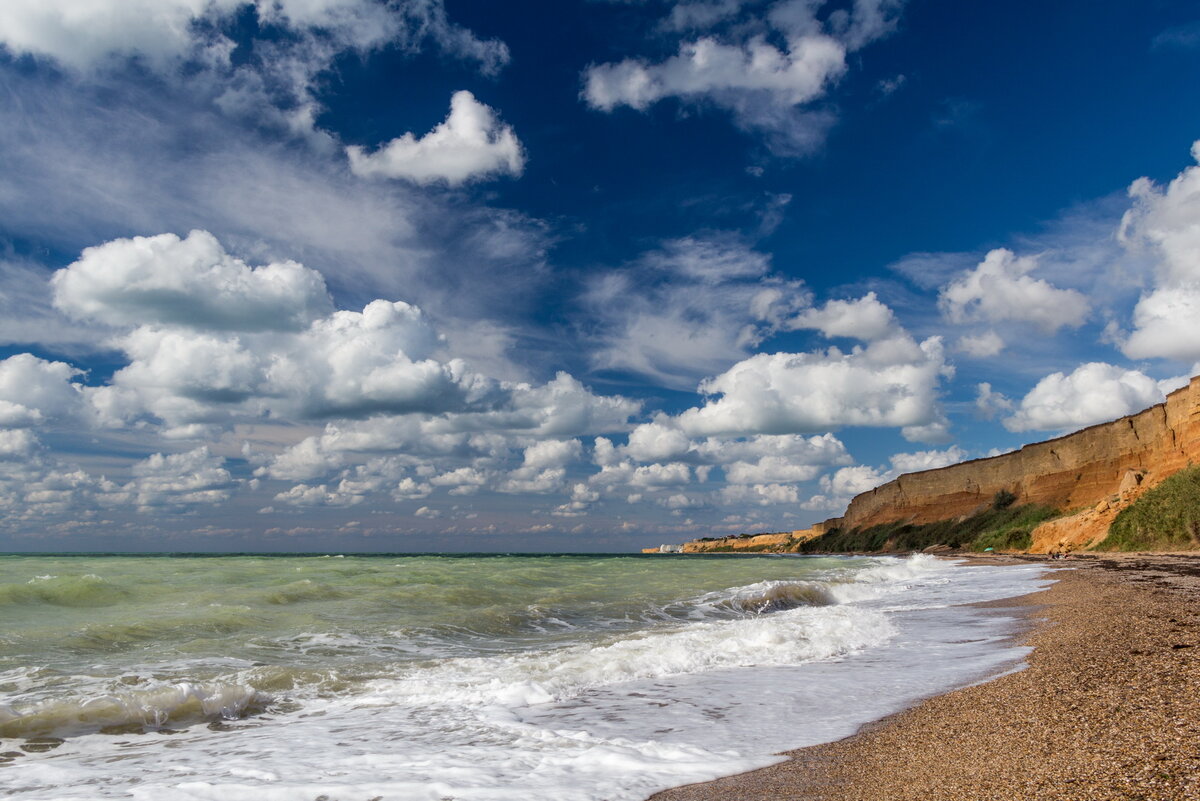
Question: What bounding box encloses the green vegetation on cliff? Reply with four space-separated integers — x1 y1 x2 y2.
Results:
794 502 1059 554
1100 466 1200 552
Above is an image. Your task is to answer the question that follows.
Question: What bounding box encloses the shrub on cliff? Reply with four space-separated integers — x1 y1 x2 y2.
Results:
1102 466 1200 551
971 524 1032 552
967 504 1055 552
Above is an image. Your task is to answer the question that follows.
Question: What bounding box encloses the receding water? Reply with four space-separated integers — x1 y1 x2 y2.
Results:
0 553 1050 800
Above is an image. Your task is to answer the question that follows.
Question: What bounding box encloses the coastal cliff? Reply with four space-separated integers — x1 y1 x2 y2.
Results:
831 375 1200 538
649 375 1200 554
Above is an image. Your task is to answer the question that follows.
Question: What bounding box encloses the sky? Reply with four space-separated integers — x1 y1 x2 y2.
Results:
1 0 1200 553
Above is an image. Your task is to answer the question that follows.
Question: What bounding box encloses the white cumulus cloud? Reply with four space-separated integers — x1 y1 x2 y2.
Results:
29 230 643 520
0 428 39 461
0 354 83 425
52 230 333 331
957 330 1005 358
1121 286 1200 362
496 439 582 494
624 422 694 463
889 445 968 474
785 291 897 341
674 332 950 437
719 482 800 505
1004 363 1165 433
974 382 1013 420
348 91 524 186
691 432 850 467
821 464 888 499
590 428 851 506
938 248 1089 334
100 298 466 426
124 447 234 510
722 456 822 484
275 483 359 508
1119 141 1200 362
520 439 582 470
1120 141 1200 287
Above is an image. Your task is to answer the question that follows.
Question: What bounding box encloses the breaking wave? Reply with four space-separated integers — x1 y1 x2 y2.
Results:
0 680 262 739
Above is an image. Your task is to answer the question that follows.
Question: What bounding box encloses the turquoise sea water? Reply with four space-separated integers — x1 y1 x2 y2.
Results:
0 553 1050 800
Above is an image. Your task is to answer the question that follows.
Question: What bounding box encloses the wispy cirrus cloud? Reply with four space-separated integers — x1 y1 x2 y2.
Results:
582 0 906 153
0 0 510 103
581 234 808 388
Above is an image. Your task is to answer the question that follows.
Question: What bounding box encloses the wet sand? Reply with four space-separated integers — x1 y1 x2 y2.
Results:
650 553 1200 801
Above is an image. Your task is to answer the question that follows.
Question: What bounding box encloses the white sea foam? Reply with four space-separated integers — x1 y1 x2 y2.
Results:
2 555 1051 801
363 602 895 710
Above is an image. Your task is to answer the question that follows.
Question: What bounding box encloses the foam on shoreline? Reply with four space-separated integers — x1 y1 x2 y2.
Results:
2 555 1053 801
650 554 1200 801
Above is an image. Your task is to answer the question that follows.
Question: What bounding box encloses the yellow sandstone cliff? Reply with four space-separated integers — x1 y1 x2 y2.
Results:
646 523 835 554
680 530 807 553
829 375 1200 546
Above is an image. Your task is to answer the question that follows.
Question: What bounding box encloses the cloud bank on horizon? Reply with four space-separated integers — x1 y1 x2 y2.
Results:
0 0 1199 550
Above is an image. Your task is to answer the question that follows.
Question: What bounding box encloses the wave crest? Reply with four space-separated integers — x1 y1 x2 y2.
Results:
0 680 263 739
720 581 839 614
0 574 130 608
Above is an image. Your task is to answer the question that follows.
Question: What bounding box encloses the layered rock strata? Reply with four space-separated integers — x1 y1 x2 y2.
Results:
830 375 1200 535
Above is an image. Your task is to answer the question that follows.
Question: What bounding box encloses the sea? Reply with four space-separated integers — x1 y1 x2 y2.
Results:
0 552 1051 801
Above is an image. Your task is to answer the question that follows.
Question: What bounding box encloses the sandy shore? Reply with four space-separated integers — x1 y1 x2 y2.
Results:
650 553 1200 801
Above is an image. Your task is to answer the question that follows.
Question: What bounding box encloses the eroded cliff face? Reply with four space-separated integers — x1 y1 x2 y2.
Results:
832 376 1200 537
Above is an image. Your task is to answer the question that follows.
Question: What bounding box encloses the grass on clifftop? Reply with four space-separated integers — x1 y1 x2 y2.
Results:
794 502 1059 554
1100 465 1200 552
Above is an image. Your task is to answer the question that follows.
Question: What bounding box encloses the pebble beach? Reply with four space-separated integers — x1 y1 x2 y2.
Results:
651 554 1200 801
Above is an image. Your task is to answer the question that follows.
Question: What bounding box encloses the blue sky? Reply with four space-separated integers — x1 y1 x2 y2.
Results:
1 0 1199 552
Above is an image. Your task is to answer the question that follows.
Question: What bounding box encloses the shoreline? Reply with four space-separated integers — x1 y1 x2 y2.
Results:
649 553 1200 801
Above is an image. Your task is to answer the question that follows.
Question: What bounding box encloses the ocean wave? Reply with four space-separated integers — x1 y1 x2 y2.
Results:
701 579 840 615
365 602 896 710
0 680 262 739
62 606 262 652
0 574 130 608
262 579 347 605
364 555 948 710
